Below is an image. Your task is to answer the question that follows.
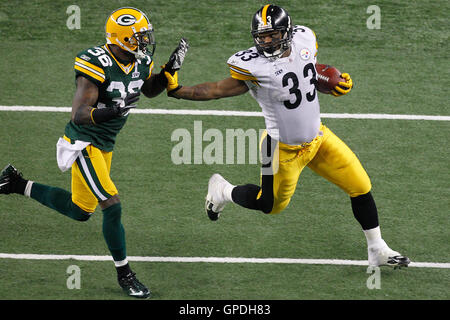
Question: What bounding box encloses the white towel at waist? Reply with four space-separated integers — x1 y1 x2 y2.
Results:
56 137 90 172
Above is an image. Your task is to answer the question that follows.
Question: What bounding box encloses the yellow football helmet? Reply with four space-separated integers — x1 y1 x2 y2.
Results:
105 7 155 59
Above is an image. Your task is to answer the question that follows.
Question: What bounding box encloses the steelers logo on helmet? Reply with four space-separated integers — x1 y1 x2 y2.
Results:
105 7 156 60
251 4 293 60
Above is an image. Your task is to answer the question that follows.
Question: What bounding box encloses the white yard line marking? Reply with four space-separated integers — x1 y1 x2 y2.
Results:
1 106 448 269
1 105 449 121
0 253 448 269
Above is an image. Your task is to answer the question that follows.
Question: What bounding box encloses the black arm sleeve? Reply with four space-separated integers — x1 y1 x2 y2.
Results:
90 107 118 124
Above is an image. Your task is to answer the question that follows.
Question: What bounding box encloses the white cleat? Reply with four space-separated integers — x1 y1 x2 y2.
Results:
368 240 410 269
205 174 232 221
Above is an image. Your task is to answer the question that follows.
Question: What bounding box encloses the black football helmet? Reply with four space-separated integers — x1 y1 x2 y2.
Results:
251 4 293 60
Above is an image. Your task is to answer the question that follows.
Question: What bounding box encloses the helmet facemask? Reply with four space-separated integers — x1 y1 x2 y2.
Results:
252 28 292 60
251 4 293 61
115 26 155 60
128 28 156 59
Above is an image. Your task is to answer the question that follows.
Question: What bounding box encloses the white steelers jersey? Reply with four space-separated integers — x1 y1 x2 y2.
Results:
227 25 320 145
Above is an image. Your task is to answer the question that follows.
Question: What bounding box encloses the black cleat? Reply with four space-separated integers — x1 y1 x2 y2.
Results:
118 272 151 299
388 255 411 269
205 201 220 221
368 242 411 269
0 164 23 195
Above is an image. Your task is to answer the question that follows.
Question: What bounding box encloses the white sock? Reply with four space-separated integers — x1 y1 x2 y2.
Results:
114 258 128 268
363 226 384 248
24 180 34 197
223 183 235 203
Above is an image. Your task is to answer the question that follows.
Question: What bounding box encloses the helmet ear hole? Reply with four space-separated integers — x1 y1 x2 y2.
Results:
124 37 129 42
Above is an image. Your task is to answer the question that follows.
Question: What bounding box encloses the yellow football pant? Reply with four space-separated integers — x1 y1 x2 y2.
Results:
259 124 372 214
64 136 118 213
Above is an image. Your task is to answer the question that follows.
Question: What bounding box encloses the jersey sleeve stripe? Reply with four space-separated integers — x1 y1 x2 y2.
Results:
311 30 318 56
74 65 105 83
75 57 105 75
228 64 252 75
146 61 154 80
228 63 259 82
74 62 105 79
229 69 259 83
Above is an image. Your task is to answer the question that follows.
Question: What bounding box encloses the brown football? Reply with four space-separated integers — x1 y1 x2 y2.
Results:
315 63 344 93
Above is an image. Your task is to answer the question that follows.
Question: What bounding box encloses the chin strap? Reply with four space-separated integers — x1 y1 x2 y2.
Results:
115 39 146 60
263 49 283 61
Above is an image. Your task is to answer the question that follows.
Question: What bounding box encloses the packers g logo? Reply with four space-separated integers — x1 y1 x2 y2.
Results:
116 14 136 26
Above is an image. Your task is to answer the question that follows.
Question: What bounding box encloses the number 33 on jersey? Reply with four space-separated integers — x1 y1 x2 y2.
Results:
227 26 320 146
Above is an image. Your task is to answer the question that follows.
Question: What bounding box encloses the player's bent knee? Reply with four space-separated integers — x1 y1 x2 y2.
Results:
99 194 121 210
349 183 372 198
347 173 372 197
267 206 286 215
76 213 91 222
71 202 92 222
264 199 290 215
258 195 275 214
261 205 274 214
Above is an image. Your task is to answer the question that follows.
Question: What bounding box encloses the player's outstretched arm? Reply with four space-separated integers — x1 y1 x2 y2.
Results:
141 38 190 98
166 75 249 101
141 72 167 98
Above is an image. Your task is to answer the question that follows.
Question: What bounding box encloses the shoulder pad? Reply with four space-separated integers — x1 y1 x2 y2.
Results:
227 48 260 82
74 46 110 84
292 25 318 57
292 25 316 42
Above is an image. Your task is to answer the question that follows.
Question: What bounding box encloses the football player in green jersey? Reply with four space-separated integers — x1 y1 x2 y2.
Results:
0 7 189 298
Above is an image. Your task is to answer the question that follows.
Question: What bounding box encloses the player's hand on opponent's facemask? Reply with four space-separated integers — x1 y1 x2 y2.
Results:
331 73 353 97
113 92 140 116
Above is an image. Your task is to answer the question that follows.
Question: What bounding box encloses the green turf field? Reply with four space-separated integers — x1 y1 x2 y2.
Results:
0 0 449 303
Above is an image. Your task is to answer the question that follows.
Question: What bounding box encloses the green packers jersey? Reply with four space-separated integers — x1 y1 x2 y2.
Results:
65 44 154 151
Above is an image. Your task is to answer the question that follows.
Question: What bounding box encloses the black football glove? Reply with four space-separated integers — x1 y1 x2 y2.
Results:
164 37 189 75
113 92 140 116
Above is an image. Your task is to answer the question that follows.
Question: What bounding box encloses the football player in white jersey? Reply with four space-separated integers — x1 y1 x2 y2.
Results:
164 4 409 268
